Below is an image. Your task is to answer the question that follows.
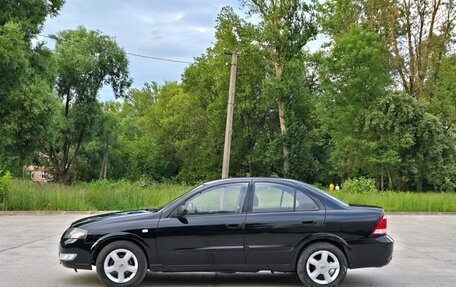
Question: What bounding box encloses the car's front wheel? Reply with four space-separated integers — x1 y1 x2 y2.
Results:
297 242 347 287
96 240 147 287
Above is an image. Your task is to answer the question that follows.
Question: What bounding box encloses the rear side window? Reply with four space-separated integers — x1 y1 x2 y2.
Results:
295 189 319 210
252 183 318 213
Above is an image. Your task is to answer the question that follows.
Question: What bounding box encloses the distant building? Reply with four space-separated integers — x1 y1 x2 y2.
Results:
25 165 52 183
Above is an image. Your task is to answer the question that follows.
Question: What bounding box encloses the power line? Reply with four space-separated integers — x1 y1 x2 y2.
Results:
125 52 192 64
37 34 193 64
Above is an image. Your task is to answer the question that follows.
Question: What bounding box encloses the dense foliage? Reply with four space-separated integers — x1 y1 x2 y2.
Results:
0 0 455 191
0 170 12 205
342 177 377 194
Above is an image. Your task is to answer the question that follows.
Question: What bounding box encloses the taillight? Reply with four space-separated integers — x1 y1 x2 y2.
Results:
371 214 387 236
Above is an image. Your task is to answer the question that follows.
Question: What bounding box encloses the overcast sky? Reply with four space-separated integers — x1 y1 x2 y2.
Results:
38 0 240 100
39 0 322 101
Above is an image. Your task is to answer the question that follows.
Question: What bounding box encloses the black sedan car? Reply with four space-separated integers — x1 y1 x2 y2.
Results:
59 178 393 287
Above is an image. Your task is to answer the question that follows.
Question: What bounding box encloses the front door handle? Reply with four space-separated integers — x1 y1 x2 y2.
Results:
226 223 242 230
301 220 317 225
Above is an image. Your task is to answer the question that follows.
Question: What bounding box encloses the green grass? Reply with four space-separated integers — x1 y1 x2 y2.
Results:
330 190 456 212
4 180 189 211
2 180 455 212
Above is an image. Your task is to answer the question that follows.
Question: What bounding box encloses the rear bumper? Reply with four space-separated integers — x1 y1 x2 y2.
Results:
348 234 394 269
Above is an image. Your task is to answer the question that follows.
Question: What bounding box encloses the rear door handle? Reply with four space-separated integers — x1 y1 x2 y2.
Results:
226 223 242 230
301 220 317 225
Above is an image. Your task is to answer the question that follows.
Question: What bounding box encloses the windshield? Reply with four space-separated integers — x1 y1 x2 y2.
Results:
149 184 204 211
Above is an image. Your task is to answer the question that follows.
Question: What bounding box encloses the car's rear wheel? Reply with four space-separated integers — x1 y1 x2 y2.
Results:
96 240 147 287
297 242 347 287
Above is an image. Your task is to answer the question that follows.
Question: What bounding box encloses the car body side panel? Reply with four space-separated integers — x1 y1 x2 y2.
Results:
156 213 247 266
322 207 393 268
89 231 158 266
81 214 161 266
244 210 325 265
323 208 383 241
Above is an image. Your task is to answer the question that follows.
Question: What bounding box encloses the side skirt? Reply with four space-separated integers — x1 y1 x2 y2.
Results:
149 264 294 272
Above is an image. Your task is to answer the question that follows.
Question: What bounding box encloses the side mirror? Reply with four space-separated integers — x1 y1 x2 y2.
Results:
175 205 187 218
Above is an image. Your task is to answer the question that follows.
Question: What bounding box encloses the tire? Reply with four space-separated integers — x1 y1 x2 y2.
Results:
297 242 347 287
96 240 147 287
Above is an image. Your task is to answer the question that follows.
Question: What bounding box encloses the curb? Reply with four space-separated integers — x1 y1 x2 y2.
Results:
387 212 456 215
0 211 111 216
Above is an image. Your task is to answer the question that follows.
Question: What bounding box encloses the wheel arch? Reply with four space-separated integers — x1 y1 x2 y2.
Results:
90 232 150 266
293 233 351 270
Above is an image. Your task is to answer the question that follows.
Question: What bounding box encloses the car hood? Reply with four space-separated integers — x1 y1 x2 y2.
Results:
70 209 160 228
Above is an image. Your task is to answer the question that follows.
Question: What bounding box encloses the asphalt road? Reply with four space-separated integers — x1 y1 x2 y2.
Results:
0 213 455 287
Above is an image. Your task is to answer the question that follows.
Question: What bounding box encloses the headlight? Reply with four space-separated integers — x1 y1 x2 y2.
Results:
63 227 88 244
67 228 88 239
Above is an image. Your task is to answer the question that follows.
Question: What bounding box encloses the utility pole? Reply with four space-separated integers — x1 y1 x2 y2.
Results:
221 52 238 178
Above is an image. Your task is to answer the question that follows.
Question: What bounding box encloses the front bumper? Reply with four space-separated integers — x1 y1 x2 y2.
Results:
348 234 394 269
59 241 92 270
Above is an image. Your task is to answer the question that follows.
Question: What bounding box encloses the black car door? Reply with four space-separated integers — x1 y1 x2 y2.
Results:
244 181 325 265
156 182 249 267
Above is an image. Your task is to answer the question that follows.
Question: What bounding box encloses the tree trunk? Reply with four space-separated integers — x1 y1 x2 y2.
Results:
61 130 85 184
345 159 353 179
278 99 290 173
386 166 394 190
415 176 423 192
99 141 109 180
274 62 290 174
19 154 25 179
248 157 253 177
103 146 108 179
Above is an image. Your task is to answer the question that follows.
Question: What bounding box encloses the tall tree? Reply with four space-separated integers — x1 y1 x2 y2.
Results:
0 0 64 37
319 26 455 191
0 23 29 121
432 54 456 131
0 0 64 175
45 27 131 184
181 7 279 181
319 27 392 182
367 92 455 191
319 0 456 101
242 0 318 173
75 102 122 182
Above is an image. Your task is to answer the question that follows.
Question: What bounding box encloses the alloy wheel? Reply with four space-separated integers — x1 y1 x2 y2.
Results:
103 248 138 284
306 250 340 285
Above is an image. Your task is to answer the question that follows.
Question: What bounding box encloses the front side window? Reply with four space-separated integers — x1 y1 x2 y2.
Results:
253 183 318 212
185 183 248 215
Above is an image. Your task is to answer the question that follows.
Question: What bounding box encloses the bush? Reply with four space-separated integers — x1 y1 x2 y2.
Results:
343 177 377 193
0 170 12 204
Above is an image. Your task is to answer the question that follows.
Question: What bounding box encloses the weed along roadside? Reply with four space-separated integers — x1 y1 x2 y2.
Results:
1 180 455 212
4 180 190 211
329 191 456 212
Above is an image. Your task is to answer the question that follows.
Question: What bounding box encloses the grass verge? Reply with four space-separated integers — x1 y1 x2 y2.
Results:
5 180 189 211
2 180 455 212
331 190 456 212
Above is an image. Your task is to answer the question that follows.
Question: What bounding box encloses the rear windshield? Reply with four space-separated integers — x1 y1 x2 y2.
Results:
303 183 349 208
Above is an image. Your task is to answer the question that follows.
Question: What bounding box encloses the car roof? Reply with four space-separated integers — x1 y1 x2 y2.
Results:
201 177 305 186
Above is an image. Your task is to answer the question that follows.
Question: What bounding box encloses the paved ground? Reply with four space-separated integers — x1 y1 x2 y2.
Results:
0 214 455 287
